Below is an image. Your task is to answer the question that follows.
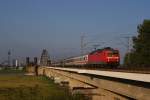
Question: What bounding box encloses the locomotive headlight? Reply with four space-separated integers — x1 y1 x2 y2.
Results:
107 57 110 62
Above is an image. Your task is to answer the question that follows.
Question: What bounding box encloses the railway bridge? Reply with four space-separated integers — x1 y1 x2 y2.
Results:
37 66 150 100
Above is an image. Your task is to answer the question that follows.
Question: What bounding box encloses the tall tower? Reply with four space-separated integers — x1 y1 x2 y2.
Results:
26 57 30 66
40 49 51 66
8 50 11 67
34 57 38 66
81 33 85 55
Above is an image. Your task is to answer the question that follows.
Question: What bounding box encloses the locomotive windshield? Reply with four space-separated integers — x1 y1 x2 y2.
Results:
108 51 119 57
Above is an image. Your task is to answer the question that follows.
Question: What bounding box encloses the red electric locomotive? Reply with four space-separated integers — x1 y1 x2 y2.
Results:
88 47 120 67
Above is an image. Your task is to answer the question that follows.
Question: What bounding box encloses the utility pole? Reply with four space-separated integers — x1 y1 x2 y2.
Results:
123 36 132 64
123 36 132 53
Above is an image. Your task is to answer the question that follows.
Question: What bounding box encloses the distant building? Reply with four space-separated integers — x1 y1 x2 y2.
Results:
12 59 19 67
26 57 30 66
34 57 38 66
26 57 38 66
40 49 51 66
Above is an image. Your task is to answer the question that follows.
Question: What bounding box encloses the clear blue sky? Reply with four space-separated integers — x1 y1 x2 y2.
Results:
0 0 150 63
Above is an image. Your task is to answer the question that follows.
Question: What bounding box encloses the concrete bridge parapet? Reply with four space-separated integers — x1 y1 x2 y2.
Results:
38 66 150 100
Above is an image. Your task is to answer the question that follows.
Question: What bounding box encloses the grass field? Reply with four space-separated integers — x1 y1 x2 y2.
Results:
0 70 87 100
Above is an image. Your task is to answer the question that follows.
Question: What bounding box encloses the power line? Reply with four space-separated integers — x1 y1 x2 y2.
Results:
92 44 101 50
80 33 107 54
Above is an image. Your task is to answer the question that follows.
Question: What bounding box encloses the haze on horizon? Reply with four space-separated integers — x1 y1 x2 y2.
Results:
0 0 150 63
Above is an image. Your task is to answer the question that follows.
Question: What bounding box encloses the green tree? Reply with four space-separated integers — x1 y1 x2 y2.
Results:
124 19 150 67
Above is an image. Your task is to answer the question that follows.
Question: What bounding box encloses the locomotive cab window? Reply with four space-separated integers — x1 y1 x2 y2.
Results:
108 52 113 57
112 51 119 56
113 53 119 56
108 51 119 57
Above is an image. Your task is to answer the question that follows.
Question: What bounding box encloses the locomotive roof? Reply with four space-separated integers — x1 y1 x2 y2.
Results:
89 47 116 54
